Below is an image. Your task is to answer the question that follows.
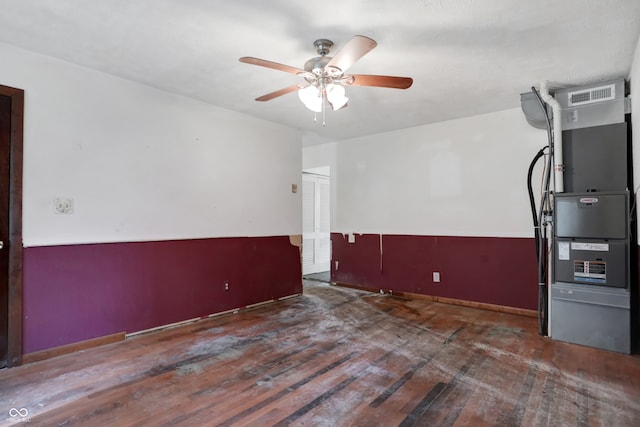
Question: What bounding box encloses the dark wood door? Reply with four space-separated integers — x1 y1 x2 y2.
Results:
0 94 10 367
0 83 23 368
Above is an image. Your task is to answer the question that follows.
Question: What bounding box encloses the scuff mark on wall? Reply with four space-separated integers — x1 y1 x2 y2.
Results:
289 235 303 259
289 234 302 249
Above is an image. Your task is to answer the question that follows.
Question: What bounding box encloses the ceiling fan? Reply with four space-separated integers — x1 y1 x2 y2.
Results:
239 35 413 124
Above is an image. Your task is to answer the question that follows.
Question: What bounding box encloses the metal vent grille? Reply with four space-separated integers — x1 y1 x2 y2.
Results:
567 84 615 107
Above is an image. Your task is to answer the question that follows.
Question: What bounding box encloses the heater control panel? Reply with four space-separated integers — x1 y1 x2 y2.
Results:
555 239 626 288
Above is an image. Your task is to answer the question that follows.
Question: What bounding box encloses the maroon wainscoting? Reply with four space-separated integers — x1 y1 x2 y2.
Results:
331 233 538 310
636 246 640 350
23 236 302 353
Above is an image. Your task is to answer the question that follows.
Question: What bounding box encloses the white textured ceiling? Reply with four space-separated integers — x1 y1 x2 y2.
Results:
1 0 639 142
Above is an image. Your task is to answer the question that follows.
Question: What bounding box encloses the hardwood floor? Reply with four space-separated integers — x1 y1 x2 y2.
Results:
1 281 639 426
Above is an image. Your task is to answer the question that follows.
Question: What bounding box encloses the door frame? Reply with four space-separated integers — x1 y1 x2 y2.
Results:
1 84 24 367
302 171 330 275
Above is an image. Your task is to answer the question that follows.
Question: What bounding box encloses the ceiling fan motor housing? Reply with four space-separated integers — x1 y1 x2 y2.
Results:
304 56 333 75
305 38 344 78
313 39 333 55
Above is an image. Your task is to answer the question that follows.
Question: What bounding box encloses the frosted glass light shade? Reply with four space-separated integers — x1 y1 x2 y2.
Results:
326 84 348 110
298 85 322 112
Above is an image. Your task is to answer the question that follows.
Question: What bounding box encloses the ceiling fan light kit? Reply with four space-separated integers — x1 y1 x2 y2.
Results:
240 35 413 126
298 84 348 113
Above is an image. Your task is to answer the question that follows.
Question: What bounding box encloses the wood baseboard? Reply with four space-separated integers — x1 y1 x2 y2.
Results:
21 295 304 364
334 282 537 318
22 332 126 365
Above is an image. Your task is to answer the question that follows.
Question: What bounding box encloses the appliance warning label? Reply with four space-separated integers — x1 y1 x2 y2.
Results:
558 242 570 260
570 242 609 251
574 260 606 284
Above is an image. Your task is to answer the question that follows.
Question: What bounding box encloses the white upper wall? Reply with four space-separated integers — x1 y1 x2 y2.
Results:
333 108 548 237
306 34 640 240
0 42 302 247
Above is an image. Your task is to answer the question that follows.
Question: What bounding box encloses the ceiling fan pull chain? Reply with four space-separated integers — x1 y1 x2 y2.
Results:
322 93 326 126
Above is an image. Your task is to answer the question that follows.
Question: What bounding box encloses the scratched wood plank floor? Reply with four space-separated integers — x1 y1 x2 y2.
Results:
1 281 639 426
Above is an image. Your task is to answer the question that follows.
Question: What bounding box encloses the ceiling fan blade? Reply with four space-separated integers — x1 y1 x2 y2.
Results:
254 84 301 102
326 35 377 73
239 57 305 75
347 74 413 89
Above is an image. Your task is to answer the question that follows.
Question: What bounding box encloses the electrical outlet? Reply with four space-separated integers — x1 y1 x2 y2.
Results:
224 281 229 291
433 272 441 283
54 197 74 214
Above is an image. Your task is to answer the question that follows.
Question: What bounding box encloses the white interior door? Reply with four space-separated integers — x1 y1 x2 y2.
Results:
302 173 330 275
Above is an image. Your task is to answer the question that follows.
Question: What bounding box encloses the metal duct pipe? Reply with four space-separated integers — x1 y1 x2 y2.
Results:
539 81 564 193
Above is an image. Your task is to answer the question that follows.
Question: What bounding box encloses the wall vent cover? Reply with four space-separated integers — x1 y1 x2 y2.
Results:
567 84 616 107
